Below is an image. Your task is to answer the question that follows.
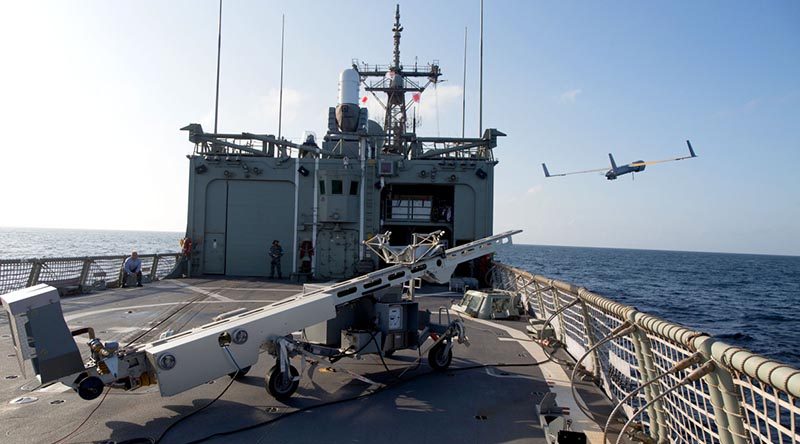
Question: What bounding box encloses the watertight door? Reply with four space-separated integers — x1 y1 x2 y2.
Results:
203 180 228 274
225 180 294 276
316 230 356 278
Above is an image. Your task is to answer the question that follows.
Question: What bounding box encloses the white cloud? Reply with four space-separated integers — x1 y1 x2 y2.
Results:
527 185 543 195
560 88 582 103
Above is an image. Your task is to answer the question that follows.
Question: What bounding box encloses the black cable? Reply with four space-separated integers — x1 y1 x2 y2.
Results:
182 358 551 444
396 346 424 379
52 386 111 444
53 290 219 443
154 349 239 444
124 294 207 347
371 332 394 375
155 330 379 443
539 340 575 367
171 300 210 334
328 330 380 363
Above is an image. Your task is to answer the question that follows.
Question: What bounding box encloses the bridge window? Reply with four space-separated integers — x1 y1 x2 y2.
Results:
388 195 432 221
319 180 326 195
332 180 343 195
349 181 359 195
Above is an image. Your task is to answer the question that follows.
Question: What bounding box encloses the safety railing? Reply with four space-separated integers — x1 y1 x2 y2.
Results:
0 253 181 295
492 262 800 444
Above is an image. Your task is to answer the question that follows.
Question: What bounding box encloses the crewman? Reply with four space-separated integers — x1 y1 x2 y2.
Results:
269 240 284 279
121 251 143 288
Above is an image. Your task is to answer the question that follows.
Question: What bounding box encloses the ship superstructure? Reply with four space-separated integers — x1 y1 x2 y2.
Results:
182 5 503 279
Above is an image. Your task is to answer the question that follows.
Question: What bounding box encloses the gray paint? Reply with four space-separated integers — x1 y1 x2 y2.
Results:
28 303 84 383
202 180 227 274
454 184 476 241
185 153 497 279
226 180 294 277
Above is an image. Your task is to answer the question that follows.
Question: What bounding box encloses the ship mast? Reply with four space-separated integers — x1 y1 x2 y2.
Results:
392 4 401 70
385 5 406 153
353 4 441 156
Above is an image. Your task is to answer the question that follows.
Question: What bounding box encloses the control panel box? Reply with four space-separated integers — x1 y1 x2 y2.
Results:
376 302 419 352
1 284 84 383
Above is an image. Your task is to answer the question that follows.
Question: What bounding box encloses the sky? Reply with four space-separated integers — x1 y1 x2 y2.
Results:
0 1 798 255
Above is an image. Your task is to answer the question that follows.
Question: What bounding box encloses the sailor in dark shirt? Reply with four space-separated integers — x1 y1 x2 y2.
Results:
269 240 284 279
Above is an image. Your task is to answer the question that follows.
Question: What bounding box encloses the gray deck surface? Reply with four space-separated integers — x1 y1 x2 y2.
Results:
0 278 611 444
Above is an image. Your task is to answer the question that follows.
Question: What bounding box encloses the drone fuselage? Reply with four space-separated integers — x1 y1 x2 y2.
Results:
606 162 645 180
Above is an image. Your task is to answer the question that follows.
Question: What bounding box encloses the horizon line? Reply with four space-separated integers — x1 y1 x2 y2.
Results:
509 241 800 259
1 225 797 258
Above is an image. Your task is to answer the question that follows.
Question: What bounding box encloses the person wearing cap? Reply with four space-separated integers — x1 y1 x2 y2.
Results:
122 251 143 287
269 240 284 279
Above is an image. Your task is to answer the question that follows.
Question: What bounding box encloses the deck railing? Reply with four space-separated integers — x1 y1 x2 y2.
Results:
492 262 800 444
0 253 181 295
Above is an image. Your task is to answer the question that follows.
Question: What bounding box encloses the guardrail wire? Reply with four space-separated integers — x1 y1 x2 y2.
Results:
0 253 181 295
492 262 800 444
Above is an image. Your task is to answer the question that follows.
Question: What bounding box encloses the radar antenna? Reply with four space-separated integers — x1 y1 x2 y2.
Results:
352 4 442 155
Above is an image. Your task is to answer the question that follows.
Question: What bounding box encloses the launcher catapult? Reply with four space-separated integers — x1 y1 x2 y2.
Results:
2 230 519 401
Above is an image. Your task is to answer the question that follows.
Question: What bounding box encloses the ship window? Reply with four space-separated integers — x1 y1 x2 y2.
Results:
388 195 432 221
332 179 343 195
319 180 326 195
349 181 359 195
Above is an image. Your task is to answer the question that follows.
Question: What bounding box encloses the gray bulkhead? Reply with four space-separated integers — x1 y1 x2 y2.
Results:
185 149 495 279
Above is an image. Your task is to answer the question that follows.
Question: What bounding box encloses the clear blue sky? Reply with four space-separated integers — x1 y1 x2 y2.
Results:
0 1 798 255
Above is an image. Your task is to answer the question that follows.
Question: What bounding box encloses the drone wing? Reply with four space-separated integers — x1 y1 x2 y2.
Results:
542 162 608 178
629 140 698 167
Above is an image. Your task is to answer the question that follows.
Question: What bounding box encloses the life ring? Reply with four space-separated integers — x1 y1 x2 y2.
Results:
180 237 193 256
299 240 314 259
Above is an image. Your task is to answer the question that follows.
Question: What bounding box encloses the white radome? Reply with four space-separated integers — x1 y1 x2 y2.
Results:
338 68 360 105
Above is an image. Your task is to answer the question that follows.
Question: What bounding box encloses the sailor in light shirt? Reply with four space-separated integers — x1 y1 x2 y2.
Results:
122 251 143 288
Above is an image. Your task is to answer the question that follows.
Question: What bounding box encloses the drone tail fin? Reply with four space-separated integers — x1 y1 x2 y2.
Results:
687 140 697 157
608 153 618 169
542 163 551 178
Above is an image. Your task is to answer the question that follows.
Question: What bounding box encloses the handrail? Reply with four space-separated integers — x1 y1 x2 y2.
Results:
492 262 799 444
0 253 182 295
0 253 170 263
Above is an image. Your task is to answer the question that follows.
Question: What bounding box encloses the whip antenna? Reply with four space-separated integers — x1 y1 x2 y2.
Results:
478 0 483 136
213 0 223 133
462 26 467 138
278 14 285 140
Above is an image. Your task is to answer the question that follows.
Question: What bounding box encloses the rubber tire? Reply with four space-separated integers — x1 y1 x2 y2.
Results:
428 342 453 371
228 365 252 379
266 365 299 401
77 376 104 400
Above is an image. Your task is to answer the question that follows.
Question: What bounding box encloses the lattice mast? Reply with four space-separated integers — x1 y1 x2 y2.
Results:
354 4 441 154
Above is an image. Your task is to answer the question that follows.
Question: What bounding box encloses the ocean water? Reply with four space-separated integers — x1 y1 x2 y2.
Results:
0 227 182 258
496 244 800 368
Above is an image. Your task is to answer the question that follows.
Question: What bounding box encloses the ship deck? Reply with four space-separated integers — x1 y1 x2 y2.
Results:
0 278 618 444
